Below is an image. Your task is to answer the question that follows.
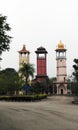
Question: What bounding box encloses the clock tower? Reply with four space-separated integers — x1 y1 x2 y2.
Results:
55 41 67 94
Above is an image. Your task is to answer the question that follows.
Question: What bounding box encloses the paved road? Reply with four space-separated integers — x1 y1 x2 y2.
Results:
0 96 78 130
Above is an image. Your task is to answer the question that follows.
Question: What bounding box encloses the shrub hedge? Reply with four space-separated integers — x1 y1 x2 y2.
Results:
0 94 47 101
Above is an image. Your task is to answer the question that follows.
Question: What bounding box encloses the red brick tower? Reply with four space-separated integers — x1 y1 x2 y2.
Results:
35 47 48 82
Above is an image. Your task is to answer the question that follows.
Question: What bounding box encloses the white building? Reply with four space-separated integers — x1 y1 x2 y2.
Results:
55 41 67 95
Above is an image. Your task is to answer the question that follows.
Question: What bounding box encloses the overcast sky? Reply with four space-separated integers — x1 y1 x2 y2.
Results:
0 0 78 78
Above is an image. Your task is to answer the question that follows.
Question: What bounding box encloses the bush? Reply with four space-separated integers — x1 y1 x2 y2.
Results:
0 94 47 102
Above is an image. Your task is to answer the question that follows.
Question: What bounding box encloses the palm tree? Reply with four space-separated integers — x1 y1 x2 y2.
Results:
19 63 35 85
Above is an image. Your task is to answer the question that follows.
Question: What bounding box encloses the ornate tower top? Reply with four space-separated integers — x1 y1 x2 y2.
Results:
18 44 30 54
58 40 64 49
18 44 30 69
56 40 66 51
35 46 47 54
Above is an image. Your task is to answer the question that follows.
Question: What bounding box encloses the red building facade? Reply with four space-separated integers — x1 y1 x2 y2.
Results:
35 47 48 82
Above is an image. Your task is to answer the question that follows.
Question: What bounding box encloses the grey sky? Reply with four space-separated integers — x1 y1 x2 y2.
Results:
0 0 78 78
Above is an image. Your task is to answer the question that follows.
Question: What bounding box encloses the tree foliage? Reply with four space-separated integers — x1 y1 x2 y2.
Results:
73 58 78 82
49 77 57 94
0 68 20 95
19 63 35 85
0 14 12 60
72 58 78 95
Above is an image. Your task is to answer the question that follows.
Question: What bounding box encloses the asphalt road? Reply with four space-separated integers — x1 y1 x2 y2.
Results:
0 96 78 130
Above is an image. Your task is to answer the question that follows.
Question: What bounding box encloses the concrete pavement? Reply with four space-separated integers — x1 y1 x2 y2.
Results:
0 96 78 130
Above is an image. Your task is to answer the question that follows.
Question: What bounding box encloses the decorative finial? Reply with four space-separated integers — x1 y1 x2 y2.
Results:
58 40 64 49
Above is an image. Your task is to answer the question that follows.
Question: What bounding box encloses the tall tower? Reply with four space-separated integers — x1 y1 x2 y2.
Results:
55 40 67 95
35 46 48 82
18 44 30 69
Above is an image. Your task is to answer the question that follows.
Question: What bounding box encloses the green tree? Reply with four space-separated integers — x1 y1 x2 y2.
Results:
66 76 72 94
33 81 42 94
0 68 20 95
19 63 35 85
73 59 78 82
0 14 12 60
49 77 57 94
72 58 78 95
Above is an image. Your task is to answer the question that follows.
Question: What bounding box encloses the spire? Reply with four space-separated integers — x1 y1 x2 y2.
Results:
58 40 64 49
18 44 30 54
